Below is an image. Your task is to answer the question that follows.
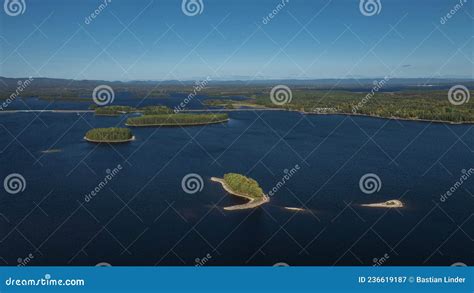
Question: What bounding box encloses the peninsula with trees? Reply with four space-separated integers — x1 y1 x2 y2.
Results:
211 173 269 210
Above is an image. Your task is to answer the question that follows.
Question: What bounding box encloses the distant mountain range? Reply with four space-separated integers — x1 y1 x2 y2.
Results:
0 76 473 91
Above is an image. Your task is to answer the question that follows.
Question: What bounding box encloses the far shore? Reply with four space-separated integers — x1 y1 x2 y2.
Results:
211 177 269 210
0 109 93 114
1 108 473 125
301 111 474 125
84 136 136 143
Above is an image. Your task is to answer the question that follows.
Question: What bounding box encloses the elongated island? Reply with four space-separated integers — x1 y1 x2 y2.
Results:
84 127 135 143
361 199 404 208
211 173 269 210
93 105 172 116
126 113 229 127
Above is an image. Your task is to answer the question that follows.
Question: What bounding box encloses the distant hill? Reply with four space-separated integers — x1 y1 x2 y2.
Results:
1 76 473 91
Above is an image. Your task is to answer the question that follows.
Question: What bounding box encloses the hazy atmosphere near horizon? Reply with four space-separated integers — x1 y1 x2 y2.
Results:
0 0 473 268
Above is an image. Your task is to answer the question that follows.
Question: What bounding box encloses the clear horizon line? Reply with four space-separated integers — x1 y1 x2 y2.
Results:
1 75 473 83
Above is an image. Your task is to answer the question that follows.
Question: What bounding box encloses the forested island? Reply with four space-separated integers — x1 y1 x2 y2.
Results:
93 105 171 116
211 173 269 210
84 127 135 143
126 113 229 127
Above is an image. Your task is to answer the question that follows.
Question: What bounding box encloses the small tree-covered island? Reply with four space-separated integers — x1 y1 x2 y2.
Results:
211 173 270 210
84 127 135 143
126 113 229 127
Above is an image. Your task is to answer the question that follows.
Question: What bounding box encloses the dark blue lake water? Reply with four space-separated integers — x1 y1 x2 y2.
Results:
0 97 473 266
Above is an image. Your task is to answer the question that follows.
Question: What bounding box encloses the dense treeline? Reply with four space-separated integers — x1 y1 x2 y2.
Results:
95 106 135 115
85 128 133 141
140 106 172 115
246 90 474 123
126 113 228 126
94 105 172 116
223 173 264 199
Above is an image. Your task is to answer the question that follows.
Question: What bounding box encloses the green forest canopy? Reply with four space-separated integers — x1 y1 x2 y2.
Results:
94 105 172 115
223 173 264 200
126 113 228 126
85 127 133 141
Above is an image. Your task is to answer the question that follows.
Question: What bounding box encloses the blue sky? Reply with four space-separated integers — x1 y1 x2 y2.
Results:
0 0 472 81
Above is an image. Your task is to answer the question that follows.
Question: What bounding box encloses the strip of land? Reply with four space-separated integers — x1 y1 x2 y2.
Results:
0 110 93 113
41 149 62 154
84 136 136 143
211 177 269 210
361 200 404 208
125 119 229 127
284 207 306 212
